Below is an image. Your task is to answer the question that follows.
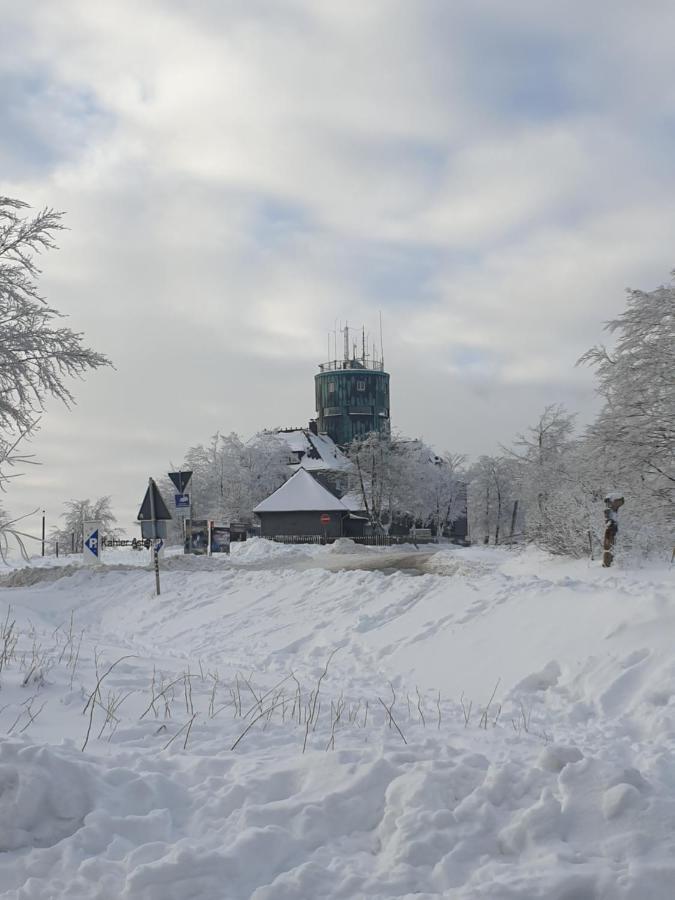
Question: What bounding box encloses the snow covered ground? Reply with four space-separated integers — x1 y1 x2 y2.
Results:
0 540 674 899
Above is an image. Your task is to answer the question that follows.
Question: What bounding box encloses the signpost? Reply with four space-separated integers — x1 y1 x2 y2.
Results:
82 521 102 565
169 472 193 546
137 478 172 595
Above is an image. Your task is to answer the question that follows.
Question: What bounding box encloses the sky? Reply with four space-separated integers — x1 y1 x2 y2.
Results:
3 0 675 537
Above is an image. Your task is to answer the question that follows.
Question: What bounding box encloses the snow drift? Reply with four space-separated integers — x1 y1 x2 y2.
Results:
0 543 673 899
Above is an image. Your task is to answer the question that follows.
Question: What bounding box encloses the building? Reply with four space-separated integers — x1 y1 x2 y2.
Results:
253 467 351 539
315 324 390 447
272 423 353 498
256 321 468 543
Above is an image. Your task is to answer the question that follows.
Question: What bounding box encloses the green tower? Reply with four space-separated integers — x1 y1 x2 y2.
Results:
315 325 390 447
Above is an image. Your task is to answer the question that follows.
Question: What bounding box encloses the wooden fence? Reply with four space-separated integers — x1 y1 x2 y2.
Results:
271 534 437 546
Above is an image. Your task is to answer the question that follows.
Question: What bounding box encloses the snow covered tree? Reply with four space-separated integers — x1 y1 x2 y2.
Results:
393 441 466 535
505 405 579 550
578 276 674 487
0 196 111 555
578 275 674 558
0 197 111 444
182 430 290 525
346 431 409 530
51 496 120 552
427 452 468 536
347 433 466 534
467 455 519 545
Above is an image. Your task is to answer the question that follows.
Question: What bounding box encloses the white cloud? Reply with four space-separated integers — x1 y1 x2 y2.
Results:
3 0 675 531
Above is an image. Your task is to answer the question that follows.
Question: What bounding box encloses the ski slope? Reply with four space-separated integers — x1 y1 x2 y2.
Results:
0 541 673 899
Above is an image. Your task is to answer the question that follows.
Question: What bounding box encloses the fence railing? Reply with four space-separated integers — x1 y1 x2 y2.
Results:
272 535 324 544
271 534 437 546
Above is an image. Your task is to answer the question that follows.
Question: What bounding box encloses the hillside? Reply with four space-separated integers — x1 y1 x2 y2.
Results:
0 542 673 899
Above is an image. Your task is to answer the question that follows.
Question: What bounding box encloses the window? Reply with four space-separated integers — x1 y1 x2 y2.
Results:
328 382 335 393
356 380 366 391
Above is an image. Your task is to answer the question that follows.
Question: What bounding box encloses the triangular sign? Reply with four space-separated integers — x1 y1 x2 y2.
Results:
137 479 173 521
168 471 192 494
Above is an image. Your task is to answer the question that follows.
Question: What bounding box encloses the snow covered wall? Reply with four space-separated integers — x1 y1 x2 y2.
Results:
0 542 673 899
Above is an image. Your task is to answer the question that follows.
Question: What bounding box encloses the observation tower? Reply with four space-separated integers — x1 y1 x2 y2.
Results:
314 323 390 447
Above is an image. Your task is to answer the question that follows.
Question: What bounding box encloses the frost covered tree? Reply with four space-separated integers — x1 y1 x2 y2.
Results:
182 430 290 524
578 276 674 487
346 431 395 529
347 433 466 533
0 198 110 444
467 455 519 546
426 452 468 536
505 405 579 550
578 276 674 557
395 442 466 535
0 196 111 553
51 497 120 552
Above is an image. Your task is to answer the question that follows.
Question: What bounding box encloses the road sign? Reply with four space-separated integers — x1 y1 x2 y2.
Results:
320 514 331 525
141 520 167 539
138 479 172 522
168 471 192 494
83 521 101 565
175 493 190 509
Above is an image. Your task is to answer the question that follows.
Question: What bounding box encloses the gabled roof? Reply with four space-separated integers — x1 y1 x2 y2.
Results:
275 429 351 472
253 468 348 514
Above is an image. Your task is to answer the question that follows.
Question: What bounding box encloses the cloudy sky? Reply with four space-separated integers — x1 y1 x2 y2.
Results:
3 0 675 535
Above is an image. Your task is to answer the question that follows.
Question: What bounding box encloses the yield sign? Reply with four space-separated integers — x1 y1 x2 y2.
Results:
168 471 192 494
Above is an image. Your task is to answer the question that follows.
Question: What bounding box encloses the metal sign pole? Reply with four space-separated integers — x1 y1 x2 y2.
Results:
153 544 161 596
148 478 161 595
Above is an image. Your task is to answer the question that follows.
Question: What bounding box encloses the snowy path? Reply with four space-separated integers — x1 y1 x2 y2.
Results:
0 543 673 899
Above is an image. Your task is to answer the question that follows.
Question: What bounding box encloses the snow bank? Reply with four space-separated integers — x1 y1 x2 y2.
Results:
0 546 673 898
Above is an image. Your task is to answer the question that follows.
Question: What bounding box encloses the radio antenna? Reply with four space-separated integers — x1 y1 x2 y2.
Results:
379 310 384 367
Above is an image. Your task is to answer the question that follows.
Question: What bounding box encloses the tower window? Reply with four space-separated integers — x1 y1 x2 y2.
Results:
328 382 335 393
356 380 366 391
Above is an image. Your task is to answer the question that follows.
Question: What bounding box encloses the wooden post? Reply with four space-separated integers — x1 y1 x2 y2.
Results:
41 510 45 557
602 495 624 567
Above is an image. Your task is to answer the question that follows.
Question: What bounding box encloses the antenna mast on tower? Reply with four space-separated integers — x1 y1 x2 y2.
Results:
379 311 384 367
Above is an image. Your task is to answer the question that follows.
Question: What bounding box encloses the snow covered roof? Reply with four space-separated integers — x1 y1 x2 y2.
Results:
282 431 309 454
340 490 366 512
305 432 351 470
253 468 349 514
276 429 351 472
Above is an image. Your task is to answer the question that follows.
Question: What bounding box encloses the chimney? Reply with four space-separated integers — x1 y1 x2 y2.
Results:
308 419 318 435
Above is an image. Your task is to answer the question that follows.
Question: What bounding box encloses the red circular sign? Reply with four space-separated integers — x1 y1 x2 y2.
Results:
320 514 331 524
